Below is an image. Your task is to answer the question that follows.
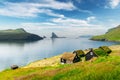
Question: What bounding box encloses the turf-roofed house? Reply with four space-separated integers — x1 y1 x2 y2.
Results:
60 52 80 64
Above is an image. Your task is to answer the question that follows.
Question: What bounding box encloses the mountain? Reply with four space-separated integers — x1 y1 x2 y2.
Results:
79 35 93 38
0 28 43 41
91 25 120 42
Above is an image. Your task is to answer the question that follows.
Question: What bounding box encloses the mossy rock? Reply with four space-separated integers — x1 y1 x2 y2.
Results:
99 46 112 54
93 48 108 56
73 50 85 57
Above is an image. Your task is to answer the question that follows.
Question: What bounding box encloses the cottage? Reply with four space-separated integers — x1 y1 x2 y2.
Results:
61 52 80 64
85 49 98 61
99 46 112 54
94 48 108 56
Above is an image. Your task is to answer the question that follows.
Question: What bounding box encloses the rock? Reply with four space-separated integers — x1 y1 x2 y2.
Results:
101 38 107 41
51 32 58 38
43 36 46 38
51 32 66 38
11 65 19 70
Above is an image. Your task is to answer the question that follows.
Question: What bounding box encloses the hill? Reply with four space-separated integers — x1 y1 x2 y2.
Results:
91 25 120 42
0 45 120 80
0 28 43 41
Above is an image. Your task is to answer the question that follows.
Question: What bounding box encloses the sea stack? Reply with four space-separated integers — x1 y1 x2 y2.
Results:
51 32 59 38
43 36 46 38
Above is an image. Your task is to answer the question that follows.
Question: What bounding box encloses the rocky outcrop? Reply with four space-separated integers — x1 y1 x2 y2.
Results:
51 32 59 38
51 32 66 38
43 36 46 38
11 65 19 70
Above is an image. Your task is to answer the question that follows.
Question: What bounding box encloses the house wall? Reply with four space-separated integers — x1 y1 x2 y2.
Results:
85 51 98 61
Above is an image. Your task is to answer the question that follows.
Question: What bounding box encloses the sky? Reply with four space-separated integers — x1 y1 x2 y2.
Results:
0 0 120 37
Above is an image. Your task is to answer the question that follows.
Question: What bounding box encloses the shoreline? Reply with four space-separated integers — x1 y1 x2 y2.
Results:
23 54 62 68
90 38 120 43
23 44 120 68
1 45 120 80
1 44 120 71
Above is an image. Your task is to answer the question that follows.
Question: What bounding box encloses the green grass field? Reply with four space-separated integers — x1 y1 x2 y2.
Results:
91 25 120 42
0 45 120 80
0 28 43 41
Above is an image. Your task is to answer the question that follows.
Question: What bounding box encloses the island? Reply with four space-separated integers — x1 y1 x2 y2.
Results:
91 25 120 42
51 32 66 38
0 28 43 41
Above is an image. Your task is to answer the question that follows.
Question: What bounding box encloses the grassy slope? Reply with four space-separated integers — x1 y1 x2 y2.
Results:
0 45 120 80
91 25 120 41
0 28 42 41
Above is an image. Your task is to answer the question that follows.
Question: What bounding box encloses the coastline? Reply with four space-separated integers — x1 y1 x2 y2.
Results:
24 55 62 68
1 45 120 80
23 44 120 68
90 38 120 43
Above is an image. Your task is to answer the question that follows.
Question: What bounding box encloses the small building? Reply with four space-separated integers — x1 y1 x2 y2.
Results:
61 52 80 64
85 49 98 61
99 46 112 54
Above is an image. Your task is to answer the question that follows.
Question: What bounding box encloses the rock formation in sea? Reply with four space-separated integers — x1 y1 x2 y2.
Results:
51 32 59 38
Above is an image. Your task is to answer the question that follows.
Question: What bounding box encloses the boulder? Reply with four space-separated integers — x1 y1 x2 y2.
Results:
11 65 19 70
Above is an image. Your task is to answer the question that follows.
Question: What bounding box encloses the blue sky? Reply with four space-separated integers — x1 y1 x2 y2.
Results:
0 0 120 37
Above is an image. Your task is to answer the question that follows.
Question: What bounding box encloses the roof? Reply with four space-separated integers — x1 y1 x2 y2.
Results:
86 49 98 56
61 52 76 61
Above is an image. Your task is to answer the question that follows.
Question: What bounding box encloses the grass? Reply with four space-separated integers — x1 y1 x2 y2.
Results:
0 45 120 80
0 28 43 41
91 25 120 42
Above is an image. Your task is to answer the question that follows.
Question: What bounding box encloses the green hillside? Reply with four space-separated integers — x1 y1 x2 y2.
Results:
0 28 43 41
0 45 120 80
91 25 120 42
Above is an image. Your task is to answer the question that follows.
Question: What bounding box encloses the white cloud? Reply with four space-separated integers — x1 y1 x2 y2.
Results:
21 22 106 37
78 9 93 15
0 1 75 18
51 16 97 27
87 16 96 22
14 16 106 37
21 16 99 29
0 0 93 18
108 0 120 9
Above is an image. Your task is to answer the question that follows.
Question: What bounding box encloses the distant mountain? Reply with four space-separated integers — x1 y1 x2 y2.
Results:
51 32 66 38
0 28 43 41
91 25 120 42
79 35 93 38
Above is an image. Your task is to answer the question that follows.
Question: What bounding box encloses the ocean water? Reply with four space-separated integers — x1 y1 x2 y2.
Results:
0 37 119 71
